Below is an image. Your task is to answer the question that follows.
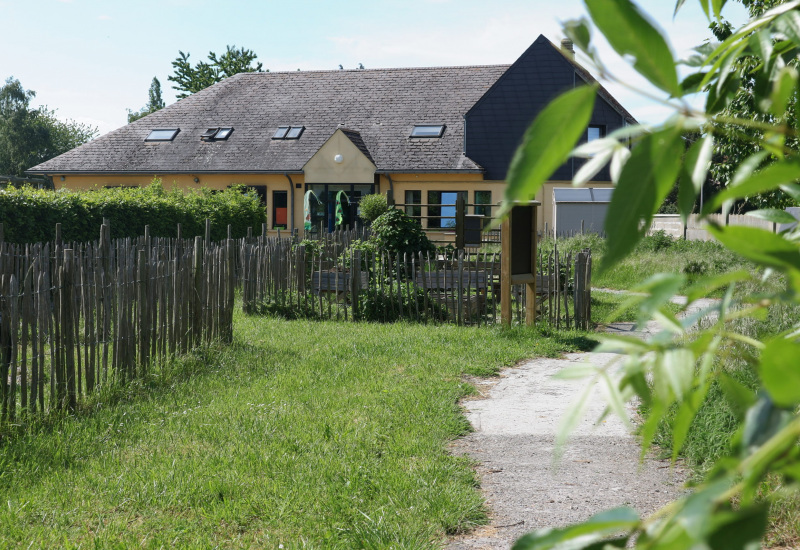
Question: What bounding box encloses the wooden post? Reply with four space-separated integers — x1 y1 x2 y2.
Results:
62 249 76 410
205 218 212 244
501 216 512 327
192 236 203 346
501 201 540 327
55 223 62 247
455 196 466 250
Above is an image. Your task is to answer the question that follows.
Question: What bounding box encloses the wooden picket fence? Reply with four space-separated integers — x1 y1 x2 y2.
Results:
0 222 235 420
241 233 592 328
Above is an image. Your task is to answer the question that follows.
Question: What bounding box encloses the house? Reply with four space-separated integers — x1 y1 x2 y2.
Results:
27 35 635 236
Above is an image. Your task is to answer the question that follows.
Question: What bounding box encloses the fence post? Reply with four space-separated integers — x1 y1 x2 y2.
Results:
55 223 62 247
62 249 76 411
455 196 466 250
0 222 3 244
205 218 212 244
137 249 148 377
192 236 204 346
351 250 360 318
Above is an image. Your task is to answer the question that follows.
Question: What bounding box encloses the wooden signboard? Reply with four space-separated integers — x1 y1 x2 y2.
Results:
501 201 540 326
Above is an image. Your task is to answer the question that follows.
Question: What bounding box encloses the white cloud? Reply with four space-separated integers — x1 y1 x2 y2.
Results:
97 14 112 20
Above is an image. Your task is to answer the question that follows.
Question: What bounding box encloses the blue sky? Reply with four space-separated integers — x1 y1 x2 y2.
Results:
2 0 749 137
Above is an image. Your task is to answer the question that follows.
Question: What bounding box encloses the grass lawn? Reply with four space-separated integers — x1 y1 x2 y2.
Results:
0 314 592 549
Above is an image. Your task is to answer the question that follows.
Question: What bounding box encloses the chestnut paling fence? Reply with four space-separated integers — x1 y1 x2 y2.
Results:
0 224 589 422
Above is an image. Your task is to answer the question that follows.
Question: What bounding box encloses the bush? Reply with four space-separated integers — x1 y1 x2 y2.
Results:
356 283 448 323
0 179 266 243
370 209 435 258
358 193 390 223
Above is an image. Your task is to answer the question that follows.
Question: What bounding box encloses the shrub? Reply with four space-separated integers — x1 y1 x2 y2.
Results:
0 179 266 243
370 209 435 258
358 193 390 223
356 283 448 323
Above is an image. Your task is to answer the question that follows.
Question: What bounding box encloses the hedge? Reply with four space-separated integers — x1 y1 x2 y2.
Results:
0 179 267 243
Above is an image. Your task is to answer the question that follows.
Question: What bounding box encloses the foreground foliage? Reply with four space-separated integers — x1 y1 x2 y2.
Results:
0 315 590 548
0 179 266 242
505 0 800 548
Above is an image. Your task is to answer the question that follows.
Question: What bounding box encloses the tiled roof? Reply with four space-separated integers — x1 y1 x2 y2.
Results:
29 65 509 174
339 129 375 165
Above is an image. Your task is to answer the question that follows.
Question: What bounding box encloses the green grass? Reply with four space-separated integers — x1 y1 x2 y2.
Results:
0 314 592 549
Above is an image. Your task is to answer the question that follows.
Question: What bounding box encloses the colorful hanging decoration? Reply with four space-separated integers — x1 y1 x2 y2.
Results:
335 190 349 226
303 190 318 231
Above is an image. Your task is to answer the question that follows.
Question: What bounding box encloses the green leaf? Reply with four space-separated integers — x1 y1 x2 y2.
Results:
769 66 798 117
748 29 773 65
678 135 713 224
712 0 727 20
703 159 800 214
633 273 685 328
601 127 684 271
759 337 800 407
742 393 793 452
673 0 688 18
564 17 592 52
707 504 768 550
511 507 639 550
708 225 800 272
585 0 680 95
503 85 597 212
718 373 757 419
745 208 798 224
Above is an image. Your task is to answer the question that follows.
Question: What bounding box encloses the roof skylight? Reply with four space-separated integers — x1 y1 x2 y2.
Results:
201 127 234 141
273 126 304 140
145 129 180 142
410 125 445 138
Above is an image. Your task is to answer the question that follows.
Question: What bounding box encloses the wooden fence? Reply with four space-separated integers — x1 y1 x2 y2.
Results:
0 222 235 420
241 233 592 328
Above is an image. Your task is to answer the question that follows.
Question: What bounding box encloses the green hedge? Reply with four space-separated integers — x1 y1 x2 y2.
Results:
0 179 267 243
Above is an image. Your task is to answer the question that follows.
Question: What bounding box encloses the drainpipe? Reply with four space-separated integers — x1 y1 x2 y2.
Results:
385 173 395 205
284 173 295 233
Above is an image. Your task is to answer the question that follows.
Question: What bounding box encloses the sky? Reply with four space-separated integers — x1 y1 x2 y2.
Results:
1 0 750 138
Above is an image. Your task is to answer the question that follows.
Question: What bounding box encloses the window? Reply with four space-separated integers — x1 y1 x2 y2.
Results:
474 190 492 216
229 184 266 206
273 191 288 229
145 129 179 141
428 191 466 229
273 126 304 140
405 190 421 220
285 126 304 139
201 127 233 141
587 125 605 141
410 125 445 138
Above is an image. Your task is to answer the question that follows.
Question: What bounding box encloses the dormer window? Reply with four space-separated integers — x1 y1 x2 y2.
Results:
201 127 233 141
145 128 179 142
410 125 445 138
273 126 304 140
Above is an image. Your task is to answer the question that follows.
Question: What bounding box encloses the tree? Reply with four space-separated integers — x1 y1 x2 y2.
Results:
707 0 798 210
0 77 97 177
127 77 166 123
503 1 800 548
168 45 264 99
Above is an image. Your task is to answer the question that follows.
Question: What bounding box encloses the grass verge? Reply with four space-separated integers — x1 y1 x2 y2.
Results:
0 314 592 548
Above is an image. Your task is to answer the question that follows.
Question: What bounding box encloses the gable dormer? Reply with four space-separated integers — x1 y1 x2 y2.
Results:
465 35 633 182
303 128 376 184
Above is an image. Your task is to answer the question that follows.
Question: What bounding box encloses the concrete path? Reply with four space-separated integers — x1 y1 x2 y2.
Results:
447 295 718 549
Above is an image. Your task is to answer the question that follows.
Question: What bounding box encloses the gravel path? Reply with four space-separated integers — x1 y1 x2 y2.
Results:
447 296 718 549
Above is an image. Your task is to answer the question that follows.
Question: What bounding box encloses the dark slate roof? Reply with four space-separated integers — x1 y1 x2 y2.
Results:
30 65 509 174
338 129 375 165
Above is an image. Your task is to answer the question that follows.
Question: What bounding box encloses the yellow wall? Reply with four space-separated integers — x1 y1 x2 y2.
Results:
303 130 376 184
54 172 613 237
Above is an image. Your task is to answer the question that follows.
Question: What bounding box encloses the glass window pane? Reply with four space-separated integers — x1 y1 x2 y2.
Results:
405 190 421 219
146 129 179 141
215 128 233 140
587 126 603 141
411 125 444 138
273 190 288 228
475 190 492 216
286 126 304 139
273 126 290 139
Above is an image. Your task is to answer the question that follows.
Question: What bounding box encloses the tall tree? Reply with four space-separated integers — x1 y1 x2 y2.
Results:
708 0 798 210
127 77 166 123
0 77 97 177
168 45 264 99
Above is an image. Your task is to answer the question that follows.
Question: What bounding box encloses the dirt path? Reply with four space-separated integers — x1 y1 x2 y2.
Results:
447 296 717 549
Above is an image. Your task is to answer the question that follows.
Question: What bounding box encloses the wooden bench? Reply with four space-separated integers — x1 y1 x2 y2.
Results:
311 271 368 294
